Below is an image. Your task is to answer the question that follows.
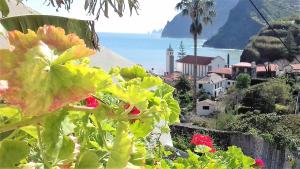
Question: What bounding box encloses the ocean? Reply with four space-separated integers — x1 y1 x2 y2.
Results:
97 32 242 74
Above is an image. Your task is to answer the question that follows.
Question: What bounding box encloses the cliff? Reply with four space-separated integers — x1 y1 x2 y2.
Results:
204 0 300 49
161 0 239 39
240 18 300 64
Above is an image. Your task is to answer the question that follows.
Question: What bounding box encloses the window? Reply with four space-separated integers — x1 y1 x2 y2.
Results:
228 82 230 85
203 106 209 110
215 84 217 89
208 65 212 71
198 84 203 89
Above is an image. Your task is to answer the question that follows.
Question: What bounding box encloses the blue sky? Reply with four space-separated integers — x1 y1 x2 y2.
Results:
24 0 180 33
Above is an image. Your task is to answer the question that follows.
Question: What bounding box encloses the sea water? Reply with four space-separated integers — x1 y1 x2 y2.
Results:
98 32 242 74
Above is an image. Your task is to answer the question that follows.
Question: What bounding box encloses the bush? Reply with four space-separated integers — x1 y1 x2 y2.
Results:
236 73 251 90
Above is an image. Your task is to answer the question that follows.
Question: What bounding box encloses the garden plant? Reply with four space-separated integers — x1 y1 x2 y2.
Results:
0 25 262 168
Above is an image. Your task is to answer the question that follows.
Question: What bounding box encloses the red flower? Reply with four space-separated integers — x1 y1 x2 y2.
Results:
124 103 140 115
130 107 140 115
85 96 99 108
191 134 216 153
255 159 265 168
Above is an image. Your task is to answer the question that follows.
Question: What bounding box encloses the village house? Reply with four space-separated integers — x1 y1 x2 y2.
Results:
197 99 217 116
176 55 226 78
232 62 279 79
197 73 227 98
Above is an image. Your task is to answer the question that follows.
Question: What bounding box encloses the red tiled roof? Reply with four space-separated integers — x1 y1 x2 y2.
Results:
232 62 252 67
176 55 215 65
291 64 300 70
256 64 278 72
209 67 232 75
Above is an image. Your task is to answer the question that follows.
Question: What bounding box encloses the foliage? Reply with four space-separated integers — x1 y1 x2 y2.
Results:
177 41 186 59
174 75 191 93
167 134 256 169
197 88 209 101
223 112 300 151
0 0 139 19
241 20 300 63
0 25 257 169
0 15 99 49
242 78 293 113
235 73 251 90
0 26 181 168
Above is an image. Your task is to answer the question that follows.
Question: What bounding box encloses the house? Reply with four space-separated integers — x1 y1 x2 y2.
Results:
232 62 279 79
209 67 232 79
197 73 227 98
197 99 217 116
256 64 279 78
232 62 254 79
176 55 226 78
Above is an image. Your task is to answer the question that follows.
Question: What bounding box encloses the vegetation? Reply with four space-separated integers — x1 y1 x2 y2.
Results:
0 0 139 19
217 78 300 153
177 41 186 59
241 19 300 63
176 0 216 113
204 0 300 49
235 73 251 90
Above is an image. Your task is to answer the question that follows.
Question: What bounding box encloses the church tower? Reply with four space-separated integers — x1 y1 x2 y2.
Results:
166 44 174 74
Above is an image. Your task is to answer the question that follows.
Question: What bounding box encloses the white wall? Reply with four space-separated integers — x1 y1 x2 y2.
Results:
176 62 183 72
197 102 215 116
209 56 226 71
198 79 227 97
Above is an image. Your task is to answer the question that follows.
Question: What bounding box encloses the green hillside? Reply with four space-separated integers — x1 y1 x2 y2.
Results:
204 0 300 49
240 17 300 63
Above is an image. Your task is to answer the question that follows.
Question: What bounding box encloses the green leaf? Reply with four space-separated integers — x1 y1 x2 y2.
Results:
119 65 148 80
0 140 29 168
20 125 38 139
58 136 75 161
0 0 9 17
130 120 154 138
0 26 111 116
140 76 162 89
0 15 98 49
76 151 100 169
106 123 132 169
42 111 67 161
0 107 20 118
130 144 146 166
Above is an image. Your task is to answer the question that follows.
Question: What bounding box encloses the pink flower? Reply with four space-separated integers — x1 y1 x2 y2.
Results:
85 96 99 108
255 158 265 168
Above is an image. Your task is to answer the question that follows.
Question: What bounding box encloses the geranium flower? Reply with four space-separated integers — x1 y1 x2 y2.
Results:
254 158 265 168
124 103 141 115
85 96 99 108
191 134 216 153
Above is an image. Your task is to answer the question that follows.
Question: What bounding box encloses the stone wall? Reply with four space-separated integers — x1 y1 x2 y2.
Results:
170 123 300 169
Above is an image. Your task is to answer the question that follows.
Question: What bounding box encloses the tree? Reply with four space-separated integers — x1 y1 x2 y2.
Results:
235 73 251 90
175 75 191 93
178 41 186 59
285 29 299 60
176 0 216 113
0 0 139 19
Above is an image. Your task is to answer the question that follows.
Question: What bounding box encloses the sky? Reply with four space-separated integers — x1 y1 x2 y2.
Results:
24 0 180 33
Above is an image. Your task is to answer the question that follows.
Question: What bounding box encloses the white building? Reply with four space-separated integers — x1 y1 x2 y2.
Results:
197 73 227 98
197 99 217 116
176 55 226 78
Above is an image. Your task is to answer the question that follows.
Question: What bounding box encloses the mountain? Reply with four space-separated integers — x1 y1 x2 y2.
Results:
240 18 300 64
161 0 239 39
204 0 300 49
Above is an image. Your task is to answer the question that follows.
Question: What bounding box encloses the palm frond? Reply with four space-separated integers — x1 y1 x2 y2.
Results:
0 14 99 49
